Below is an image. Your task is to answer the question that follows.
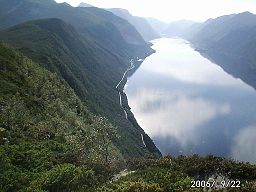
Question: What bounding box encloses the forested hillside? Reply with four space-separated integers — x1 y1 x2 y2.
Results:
0 43 123 191
0 1 162 189
1 24 256 192
1 0 256 191
0 0 162 169
0 0 149 59
0 17 160 158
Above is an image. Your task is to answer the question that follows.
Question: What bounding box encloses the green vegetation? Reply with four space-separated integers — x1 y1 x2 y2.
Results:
1 19 256 192
0 18 160 158
1 1 256 191
0 0 150 59
98 156 256 191
0 43 122 191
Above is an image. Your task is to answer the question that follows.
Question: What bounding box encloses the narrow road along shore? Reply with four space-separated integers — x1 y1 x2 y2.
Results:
116 59 135 119
141 134 146 147
115 59 146 147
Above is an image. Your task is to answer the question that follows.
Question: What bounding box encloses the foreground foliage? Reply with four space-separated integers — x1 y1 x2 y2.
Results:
1 25 256 192
98 156 256 192
0 43 122 191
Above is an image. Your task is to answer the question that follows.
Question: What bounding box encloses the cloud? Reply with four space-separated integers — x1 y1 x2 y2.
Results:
231 126 256 163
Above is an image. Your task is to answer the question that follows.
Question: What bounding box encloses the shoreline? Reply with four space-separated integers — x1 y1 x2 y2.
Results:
115 50 162 157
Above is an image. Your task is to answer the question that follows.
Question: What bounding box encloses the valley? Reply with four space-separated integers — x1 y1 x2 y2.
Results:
1 0 256 191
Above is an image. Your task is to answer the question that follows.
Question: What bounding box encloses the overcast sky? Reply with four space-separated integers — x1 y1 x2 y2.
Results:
55 0 256 22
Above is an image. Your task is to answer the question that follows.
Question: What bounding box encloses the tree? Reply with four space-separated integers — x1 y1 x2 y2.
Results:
91 116 120 164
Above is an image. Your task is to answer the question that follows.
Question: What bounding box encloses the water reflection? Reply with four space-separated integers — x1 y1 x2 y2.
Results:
125 38 256 162
129 88 230 145
141 39 246 87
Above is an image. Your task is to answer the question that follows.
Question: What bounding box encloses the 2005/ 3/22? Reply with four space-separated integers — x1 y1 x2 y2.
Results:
191 180 241 188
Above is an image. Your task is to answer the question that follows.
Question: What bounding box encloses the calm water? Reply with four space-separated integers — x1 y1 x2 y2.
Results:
125 38 256 163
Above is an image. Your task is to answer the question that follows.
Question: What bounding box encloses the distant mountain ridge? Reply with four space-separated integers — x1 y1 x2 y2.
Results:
108 8 160 41
144 18 198 38
146 17 168 35
186 11 256 89
163 20 197 37
78 2 94 7
0 0 148 58
189 11 256 47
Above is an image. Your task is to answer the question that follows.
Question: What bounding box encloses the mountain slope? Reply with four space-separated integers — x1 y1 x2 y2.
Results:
211 25 256 67
0 0 149 59
189 12 256 47
163 20 197 37
78 2 94 7
146 17 168 35
200 25 256 88
108 8 160 41
0 18 161 158
187 12 256 89
0 42 123 191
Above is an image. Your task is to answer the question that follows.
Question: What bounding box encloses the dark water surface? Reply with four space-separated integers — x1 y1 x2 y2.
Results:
125 38 256 163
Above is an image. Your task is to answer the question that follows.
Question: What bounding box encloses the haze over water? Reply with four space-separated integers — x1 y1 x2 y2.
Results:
125 38 256 163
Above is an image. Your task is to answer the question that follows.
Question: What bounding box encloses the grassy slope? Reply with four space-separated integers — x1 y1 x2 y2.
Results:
0 42 124 191
0 0 161 158
98 156 256 191
0 18 161 158
0 7 255 192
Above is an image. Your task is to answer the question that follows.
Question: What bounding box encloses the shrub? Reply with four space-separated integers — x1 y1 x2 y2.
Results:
29 164 95 192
